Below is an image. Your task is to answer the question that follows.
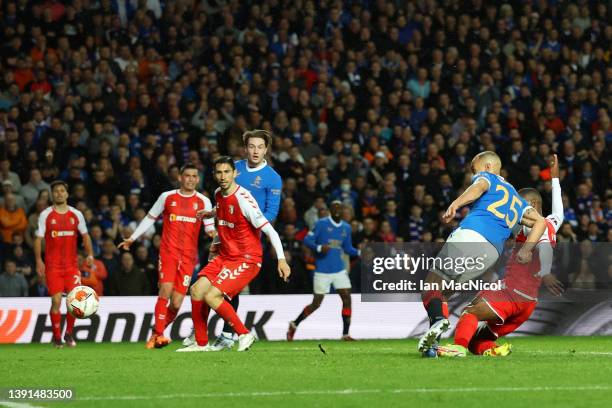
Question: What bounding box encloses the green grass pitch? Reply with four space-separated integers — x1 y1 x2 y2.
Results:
1 337 611 407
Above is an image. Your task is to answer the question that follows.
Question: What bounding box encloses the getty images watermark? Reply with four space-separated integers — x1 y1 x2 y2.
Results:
370 251 499 292
361 242 612 302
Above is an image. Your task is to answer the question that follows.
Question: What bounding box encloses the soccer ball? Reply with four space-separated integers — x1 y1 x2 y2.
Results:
66 286 99 318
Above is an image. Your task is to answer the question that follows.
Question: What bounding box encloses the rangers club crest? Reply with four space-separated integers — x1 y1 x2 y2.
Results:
251 176 262 188
229 205 234 214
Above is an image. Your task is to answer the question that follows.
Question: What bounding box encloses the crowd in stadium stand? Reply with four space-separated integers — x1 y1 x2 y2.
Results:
0 0 610 297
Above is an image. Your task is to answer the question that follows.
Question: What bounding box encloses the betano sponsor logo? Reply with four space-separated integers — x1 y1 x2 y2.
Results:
218 219 235 228
0 309 32 343
51 230 75 238
169 214 197 223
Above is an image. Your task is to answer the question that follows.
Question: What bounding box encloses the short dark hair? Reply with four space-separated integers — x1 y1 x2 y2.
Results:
213 156 236 170
243 129 272 147
50 180 69 192
179 162 198 174
519 188 542 204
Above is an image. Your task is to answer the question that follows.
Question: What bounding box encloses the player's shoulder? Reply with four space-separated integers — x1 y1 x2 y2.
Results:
160 189 179 200
472 171 495 187
67 205 84 217
264 163 281 178
235 159 247 170
236 185 258 204
40 206 54 217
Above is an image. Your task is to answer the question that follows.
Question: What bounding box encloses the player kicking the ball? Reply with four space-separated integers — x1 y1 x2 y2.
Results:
438 155 564 357
118 163 215 349
34 181 95 348
176 156 290 352
287 200 361 341
418 151 548 356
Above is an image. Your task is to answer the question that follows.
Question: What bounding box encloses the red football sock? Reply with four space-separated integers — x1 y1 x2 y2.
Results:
470 339 498 355
65 312 76 335
164 306 179 330
50 311 61 339
154 297 169 335
341 307 351 336
454 313 479 348
442 302 449 319
191 299 210 346
214 300 248 335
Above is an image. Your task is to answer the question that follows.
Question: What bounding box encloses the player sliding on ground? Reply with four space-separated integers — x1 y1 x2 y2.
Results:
418 151 548 356
287 200 361 341
34 181 95 348
438 155 564 357
118 163 215 349
177 156 290 352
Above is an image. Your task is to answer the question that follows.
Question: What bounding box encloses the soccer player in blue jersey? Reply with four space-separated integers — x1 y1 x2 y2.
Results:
287 200 361 341
188 129 282 350
417 151 548 355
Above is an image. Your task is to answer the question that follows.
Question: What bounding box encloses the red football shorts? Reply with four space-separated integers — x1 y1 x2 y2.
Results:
198 256 261 299
46 266 81 296
479 288 537 337
158 253 197 295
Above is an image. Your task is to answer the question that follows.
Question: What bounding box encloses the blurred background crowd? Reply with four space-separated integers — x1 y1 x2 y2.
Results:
0 0 610 297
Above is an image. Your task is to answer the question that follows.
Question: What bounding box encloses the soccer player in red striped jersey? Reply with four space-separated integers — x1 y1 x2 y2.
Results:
177 156 290 352
34 180 95 348
438 155 564 357
118 163 215 349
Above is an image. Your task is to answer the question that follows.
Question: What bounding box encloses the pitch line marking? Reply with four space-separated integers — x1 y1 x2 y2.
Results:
0 402 45 408
77 385 612 401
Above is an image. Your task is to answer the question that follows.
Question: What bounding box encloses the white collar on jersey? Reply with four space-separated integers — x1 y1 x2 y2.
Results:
177 189 196 198
245 160 268 172
328 216 342 227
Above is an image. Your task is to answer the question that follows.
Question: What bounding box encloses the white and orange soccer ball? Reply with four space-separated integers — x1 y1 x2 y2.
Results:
66 286 99 318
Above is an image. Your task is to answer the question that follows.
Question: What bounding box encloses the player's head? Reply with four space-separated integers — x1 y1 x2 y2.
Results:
214 156 237 192
50 180 69 205
519 188 543 214
179 162 200 192
243 129 272 166
330 200 343 222
471 151 502 175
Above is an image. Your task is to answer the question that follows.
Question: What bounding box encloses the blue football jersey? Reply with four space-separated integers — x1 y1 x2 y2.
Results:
460 172 531 254
235 160 282 222
304 217 360 273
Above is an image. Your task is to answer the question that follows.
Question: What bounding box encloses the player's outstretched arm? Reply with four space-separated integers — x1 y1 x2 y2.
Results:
118 214 155 251
550 154 564 224
261 223 291 282
33 236 45 277
442 178 489 223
